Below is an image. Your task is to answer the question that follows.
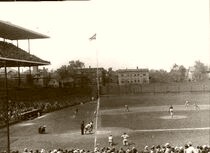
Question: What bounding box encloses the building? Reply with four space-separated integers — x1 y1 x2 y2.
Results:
117 68 149 85
186 66 195 81
73 67 106 87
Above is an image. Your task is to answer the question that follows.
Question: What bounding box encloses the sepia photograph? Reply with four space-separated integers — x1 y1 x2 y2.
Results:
0 0 209 153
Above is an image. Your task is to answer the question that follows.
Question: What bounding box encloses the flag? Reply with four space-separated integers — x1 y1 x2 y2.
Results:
89 33 96 41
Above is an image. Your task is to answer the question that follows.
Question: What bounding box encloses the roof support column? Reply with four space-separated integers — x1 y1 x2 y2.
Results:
4 61 10 153
28 39 30 54
16 40 19 48
28 39 31 75
18 64 21 87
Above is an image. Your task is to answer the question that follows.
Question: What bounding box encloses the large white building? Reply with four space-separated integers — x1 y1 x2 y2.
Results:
117 68 149 85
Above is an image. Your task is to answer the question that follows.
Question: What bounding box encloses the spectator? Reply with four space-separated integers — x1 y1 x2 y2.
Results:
142 146 150 153
186 142 195 153
150 145 155 153
131 147 138 153
165 143 171 153
23 148 28 153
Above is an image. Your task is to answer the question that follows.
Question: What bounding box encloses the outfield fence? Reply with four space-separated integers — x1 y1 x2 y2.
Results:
101 81 210 95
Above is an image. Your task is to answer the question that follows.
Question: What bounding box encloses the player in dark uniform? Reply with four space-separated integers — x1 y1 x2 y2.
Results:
75 108 79 114
169 105 174 118
81 121 85 135
38 125 46 134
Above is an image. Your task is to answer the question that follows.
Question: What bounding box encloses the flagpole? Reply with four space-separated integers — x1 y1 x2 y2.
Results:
89 33 100 149
94 48 100 149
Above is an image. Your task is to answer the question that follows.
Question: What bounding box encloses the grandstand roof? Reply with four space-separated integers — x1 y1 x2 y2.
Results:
0 57 50 67
0 20 49 40
117 68 149 73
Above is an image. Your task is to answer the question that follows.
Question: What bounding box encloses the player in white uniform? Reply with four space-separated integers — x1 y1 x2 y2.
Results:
121 132 129 146
108 135 113 146
125 105 129 112
193 103 200 111
185 100 190 109
169 105 174 118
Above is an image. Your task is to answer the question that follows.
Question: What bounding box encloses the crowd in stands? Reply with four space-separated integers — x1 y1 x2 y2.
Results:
0 93 92 127
0 41 49 63
1 142 210 153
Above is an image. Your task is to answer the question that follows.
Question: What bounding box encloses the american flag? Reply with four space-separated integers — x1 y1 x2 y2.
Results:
89 33 96 40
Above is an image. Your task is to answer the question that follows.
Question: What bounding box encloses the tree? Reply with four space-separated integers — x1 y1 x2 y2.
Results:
56 65 69 80
192 61 208 81
169 64 186 82
178 65 187 81
68 60 85 69
149 69 170 83
56 60 85 80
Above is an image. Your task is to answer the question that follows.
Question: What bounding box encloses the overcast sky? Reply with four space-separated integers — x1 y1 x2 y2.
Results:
0 0 209 72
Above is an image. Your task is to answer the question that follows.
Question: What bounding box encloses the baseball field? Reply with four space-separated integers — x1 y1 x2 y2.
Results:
0 92 209 151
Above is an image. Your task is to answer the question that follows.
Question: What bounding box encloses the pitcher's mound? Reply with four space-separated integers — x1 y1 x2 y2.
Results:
160 115 187 120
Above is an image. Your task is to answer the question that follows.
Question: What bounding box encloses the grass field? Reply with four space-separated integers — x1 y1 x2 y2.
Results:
0 92 209 152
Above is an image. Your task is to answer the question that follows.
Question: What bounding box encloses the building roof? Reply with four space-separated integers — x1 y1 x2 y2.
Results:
0 41 50 67
0 20 49 40
117 68 149 73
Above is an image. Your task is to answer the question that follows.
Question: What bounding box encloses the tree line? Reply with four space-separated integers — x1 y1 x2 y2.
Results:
54 60 209 85
149 61 209 83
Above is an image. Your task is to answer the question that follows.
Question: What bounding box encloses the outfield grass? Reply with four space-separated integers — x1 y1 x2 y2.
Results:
0 92 209 152
101 110 210 130
100 92 210 109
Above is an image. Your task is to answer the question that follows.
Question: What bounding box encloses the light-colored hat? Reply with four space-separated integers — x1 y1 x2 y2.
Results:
41 149 45 153
188 142 192 146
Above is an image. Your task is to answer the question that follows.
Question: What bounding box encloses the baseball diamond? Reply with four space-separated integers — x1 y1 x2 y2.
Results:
0 92 209 151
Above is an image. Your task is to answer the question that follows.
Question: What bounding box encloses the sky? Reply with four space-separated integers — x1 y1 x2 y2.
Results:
0 0 209 72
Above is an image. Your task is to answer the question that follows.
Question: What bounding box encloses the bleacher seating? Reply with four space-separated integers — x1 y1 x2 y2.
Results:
0 88 92 127
0 41 49 63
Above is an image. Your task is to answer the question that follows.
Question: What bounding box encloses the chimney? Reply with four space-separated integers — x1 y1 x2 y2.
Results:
137 66 138 69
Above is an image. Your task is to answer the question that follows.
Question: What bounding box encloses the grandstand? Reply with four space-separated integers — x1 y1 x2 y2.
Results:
0 20 50 153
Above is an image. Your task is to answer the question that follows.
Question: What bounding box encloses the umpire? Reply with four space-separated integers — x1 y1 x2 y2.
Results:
81 121 85 135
